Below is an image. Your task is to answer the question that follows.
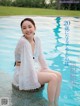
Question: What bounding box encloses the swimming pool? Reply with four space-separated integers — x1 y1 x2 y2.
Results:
0 16 80 106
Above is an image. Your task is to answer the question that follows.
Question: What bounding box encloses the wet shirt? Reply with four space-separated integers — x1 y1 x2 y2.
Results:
14 36 48 90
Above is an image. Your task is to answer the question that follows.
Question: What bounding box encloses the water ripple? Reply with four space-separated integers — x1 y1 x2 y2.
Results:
0 16 80 106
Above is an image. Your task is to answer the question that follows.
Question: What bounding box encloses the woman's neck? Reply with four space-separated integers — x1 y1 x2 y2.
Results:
28 37 35 44
24 35 35 43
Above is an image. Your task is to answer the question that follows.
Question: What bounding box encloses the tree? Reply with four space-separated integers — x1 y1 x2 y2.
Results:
0 0 12 6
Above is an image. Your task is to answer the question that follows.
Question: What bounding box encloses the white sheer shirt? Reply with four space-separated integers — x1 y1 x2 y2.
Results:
13 36 48 90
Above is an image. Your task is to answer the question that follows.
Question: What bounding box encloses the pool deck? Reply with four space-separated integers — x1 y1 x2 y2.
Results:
0 71 48 106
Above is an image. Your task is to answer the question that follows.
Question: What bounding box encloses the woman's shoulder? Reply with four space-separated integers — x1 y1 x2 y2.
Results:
16 36 30 48
35 36 41 43
19 36 29 45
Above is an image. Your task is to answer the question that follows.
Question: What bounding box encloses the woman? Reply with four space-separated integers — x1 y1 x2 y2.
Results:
12 18 62 106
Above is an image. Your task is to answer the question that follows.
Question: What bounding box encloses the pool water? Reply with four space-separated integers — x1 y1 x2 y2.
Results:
0 16 80 106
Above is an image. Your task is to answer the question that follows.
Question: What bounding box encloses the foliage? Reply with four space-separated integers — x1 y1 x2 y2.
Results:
55 0 80 10
0 0 56 9
0 0 12 6
60 3 80 10
0 0 80 10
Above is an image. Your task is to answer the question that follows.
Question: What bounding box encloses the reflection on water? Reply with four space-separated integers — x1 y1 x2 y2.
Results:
53 17 80 106
0 16 80 106
11 86 48 106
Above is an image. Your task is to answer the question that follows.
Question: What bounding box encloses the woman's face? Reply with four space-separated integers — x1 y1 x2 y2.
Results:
21 20 36 39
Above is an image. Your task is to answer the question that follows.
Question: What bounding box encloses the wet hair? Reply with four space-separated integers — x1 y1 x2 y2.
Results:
20 18 36 28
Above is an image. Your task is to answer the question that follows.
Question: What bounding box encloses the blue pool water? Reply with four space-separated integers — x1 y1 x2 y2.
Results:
0 16 80 106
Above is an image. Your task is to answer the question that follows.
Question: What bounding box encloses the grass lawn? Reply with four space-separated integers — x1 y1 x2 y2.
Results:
0 6 80 16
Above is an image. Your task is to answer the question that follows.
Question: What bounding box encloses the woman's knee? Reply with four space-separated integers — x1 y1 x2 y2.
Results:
50 74 58 84
55 72 62 82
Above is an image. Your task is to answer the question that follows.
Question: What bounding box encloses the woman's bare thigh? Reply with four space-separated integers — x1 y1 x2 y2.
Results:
37 71 57 85
40 69 61 76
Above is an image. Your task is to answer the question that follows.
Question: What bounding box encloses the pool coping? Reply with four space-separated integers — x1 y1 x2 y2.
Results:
0 15 80 18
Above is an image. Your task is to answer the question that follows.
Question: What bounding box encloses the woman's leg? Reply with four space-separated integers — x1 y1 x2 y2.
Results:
42 69 62 98
40 69 62 106
37 71 58 105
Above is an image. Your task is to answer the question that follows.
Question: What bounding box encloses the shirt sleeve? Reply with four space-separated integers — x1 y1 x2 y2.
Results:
38 38 49 70
19 38 41 90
